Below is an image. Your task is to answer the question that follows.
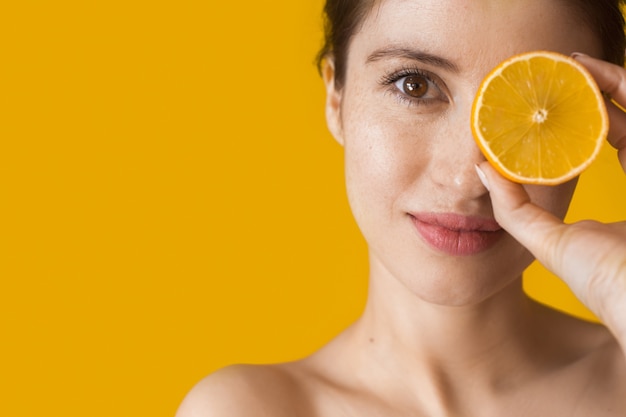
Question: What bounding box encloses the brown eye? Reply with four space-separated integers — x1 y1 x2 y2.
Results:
403 75 429 97
389 71 448 105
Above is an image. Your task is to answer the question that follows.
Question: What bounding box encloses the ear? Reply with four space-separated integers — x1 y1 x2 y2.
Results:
322 57 345 146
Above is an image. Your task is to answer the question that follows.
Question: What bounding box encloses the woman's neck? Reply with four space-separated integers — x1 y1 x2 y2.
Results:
341 256 550 409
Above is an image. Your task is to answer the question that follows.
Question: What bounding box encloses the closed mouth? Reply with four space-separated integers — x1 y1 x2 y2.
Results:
409 212 503 256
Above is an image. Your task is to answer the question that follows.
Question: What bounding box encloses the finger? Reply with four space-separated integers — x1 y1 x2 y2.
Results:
476 162 565 269
573 53 626 151
605 95 626 158
606 102 626 169
573 53 626 110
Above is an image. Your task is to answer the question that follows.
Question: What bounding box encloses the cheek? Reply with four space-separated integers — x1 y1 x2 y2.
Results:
525 177 578 219
343 121 398 222
341 107 433 220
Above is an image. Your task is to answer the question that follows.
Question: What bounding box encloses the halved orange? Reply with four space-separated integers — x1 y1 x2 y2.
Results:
471 51 608 185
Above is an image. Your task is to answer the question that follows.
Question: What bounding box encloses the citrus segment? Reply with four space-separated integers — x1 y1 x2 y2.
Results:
471 51 608 185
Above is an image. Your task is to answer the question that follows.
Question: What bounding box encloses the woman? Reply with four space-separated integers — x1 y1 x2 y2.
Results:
178 0 626 415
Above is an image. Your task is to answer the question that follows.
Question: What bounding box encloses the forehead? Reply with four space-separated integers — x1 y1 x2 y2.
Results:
351 0 601 76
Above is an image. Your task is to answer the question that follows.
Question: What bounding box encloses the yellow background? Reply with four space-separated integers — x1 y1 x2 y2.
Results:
1 1 625 416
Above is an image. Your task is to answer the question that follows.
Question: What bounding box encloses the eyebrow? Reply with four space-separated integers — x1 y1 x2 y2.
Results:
366 46 460 73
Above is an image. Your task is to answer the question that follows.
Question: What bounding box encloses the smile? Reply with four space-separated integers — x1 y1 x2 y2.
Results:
409 212 504 256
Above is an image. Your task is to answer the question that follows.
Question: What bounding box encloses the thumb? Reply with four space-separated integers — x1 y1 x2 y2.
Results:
475 161 566 268
476 162 626 332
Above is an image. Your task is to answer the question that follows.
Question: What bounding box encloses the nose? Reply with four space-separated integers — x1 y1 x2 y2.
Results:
428 108 488 198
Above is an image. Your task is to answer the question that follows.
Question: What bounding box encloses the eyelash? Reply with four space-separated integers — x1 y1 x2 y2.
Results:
379 67 448 107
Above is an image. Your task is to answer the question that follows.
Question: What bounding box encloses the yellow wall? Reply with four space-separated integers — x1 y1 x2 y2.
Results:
2 1 625 416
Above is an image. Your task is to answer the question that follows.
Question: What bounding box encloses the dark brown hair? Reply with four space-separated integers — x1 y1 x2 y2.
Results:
566 0 626 66
317 0 626 89
316 0 375 89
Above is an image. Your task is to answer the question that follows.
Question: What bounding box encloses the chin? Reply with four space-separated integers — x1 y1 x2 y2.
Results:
370 239 534 308
403 275 517 307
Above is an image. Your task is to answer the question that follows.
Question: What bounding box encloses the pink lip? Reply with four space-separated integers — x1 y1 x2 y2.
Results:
409 212 503 256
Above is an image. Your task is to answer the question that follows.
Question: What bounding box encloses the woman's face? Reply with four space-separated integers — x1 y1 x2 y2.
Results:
324 0 603 305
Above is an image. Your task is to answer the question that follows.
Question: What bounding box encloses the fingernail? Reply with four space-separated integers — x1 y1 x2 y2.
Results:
475 164 490 191
571 52 588 60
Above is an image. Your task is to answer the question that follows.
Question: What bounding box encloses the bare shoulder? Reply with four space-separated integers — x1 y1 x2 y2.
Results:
175 363 311 417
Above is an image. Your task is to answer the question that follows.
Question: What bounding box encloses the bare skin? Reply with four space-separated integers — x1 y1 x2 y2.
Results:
177 0 626 415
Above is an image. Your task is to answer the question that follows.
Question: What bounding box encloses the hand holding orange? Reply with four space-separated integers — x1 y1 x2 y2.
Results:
474 53 626 349
471 51 608 185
